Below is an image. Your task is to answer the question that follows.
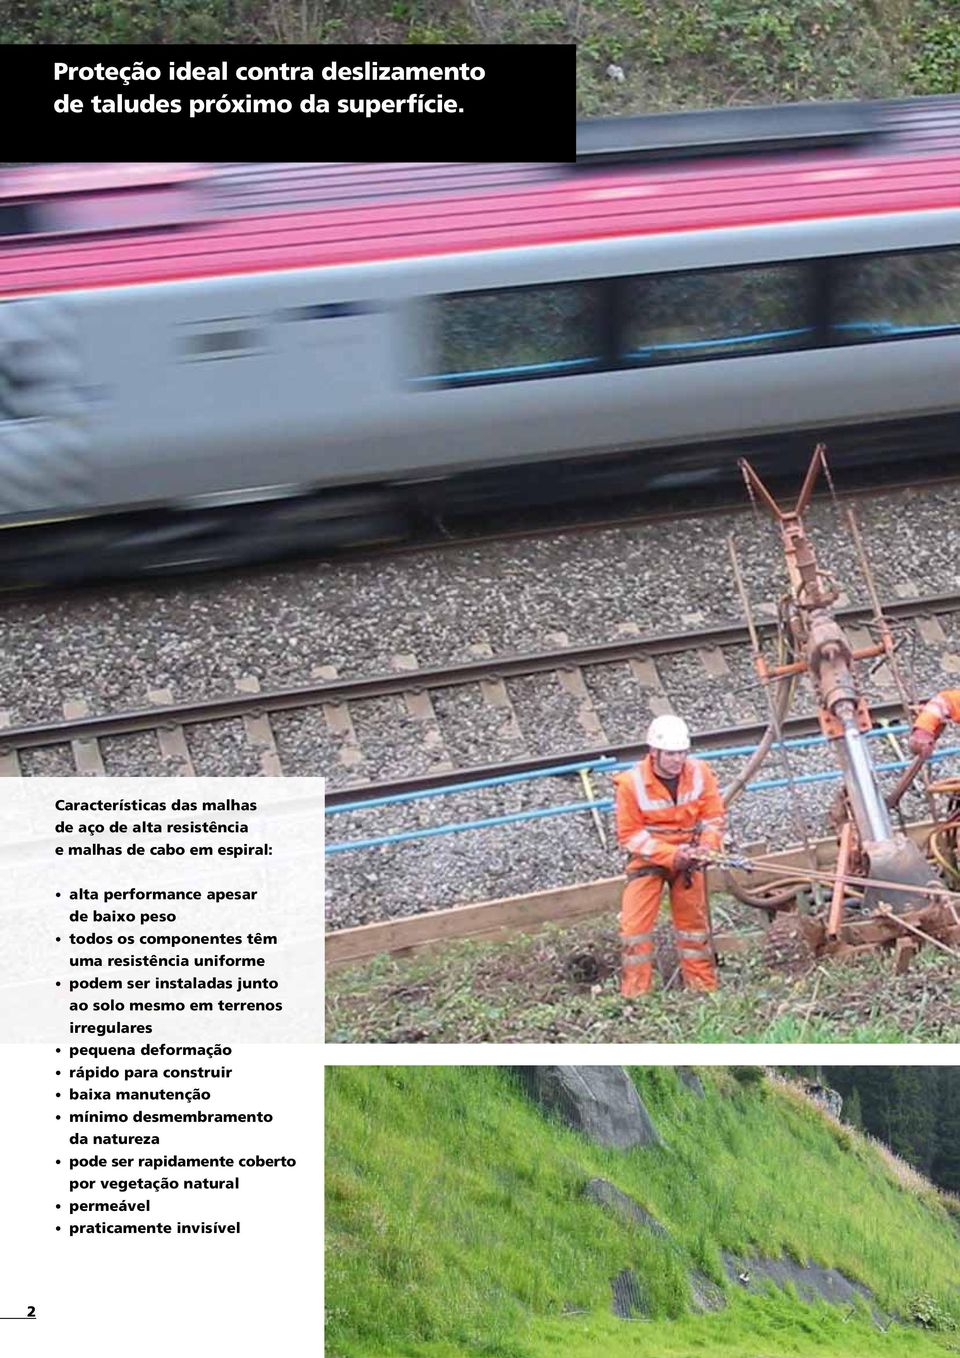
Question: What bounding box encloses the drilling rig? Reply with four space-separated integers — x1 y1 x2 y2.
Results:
722 446 960 969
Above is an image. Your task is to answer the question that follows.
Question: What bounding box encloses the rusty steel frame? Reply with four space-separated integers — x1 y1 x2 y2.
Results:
732 444 958 970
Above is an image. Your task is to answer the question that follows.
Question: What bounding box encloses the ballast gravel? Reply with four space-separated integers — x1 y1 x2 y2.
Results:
578 662 662 746
429 686 528 768
325 729 950 927
6 480 960 923
100 731 184 778
344 695 437 782
326 770 615 929
505 673 593 755
184 719 262 778
270 708 359 780
4 482 960 730
19 747 75 777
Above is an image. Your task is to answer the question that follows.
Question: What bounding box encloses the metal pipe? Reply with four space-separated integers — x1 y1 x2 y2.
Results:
839 717 892 841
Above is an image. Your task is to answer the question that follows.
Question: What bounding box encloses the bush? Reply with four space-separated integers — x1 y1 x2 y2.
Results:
910 1293 960 1332
730 1066 767 1088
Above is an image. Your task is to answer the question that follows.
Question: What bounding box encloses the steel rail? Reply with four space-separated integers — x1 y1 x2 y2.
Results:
323 703 916 808
4 589 960 762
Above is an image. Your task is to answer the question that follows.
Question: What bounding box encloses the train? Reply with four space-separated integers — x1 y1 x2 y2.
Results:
0 98 959 582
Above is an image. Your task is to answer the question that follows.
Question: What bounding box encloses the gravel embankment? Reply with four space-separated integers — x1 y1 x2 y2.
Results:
4 483 960 726
3 481 960 925
324 737 942 929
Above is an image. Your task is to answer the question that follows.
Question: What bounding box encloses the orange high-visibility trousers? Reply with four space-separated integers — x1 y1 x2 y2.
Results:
620 864 717 996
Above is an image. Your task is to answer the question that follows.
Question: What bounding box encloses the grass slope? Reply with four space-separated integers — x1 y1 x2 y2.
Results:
326 1066 960 1357
325 918 960 1043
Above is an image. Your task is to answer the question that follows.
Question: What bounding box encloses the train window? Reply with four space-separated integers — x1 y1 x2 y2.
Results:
831 249 960 341
182 328 262 358
620 263 816 364
422 282 604 383
0 340 37 420
0 378 15 420
0 204 35 237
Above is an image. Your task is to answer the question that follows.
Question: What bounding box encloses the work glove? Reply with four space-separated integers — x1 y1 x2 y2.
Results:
673 844 699 874
908 727 936 760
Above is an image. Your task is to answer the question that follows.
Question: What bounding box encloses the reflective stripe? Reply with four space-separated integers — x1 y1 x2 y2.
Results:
627 828 657 854
632 766 673 811
622 933 654 945
701 816 726 828
678 945 713 959
623 956 653 968
633 758 706 811
928 696 952 720
676 761 704 806
675 930 709 942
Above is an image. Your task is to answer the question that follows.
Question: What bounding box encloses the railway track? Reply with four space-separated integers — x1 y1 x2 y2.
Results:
7 588 960 794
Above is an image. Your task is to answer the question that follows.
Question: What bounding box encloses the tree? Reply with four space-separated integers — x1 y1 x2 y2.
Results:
824 1068 955 1184
933 1070 960 1195
844 1086 863 1131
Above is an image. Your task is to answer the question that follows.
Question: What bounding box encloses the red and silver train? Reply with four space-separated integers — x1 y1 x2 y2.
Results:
0 99 958 580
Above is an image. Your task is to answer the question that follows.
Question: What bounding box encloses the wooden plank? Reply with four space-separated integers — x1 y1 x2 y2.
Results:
326 885 762 971
0 710 21 777
826 941 893 962
148 687 195 774
917 616 946 646
390 653 453 773
893 937 919 974
837 903 946 946
326 877 622 970
699 647 730 679
63 699 105 776
313 663 363 773
324 822 939 971
235 675 283 776
616 622 672 717
545 630 608 743
467 641 524 741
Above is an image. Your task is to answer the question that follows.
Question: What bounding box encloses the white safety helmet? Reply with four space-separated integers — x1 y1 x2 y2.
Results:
646 713 691 752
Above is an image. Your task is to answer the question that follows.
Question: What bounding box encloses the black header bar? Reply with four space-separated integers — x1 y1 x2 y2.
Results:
1 44 574 161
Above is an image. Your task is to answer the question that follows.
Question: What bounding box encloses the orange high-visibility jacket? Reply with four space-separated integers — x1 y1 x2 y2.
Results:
914 690 960 738
614 754 726 872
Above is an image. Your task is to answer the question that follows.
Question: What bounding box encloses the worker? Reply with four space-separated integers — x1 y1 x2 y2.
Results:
908 690 960 759
614 714 726 996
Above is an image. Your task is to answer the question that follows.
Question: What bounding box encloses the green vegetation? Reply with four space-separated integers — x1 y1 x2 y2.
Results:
326 1066 960 1357
325 916 960 1043
1 0 958 108
0 0 245 43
